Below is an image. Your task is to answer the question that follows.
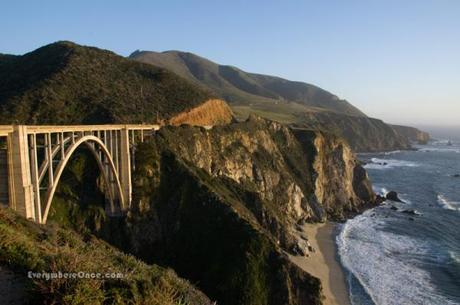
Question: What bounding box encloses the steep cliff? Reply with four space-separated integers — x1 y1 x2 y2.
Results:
101 116 375 305
391 125 430 144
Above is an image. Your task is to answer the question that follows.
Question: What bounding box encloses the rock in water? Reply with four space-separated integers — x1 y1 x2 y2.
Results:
375 194 386 204
453 174 460 178
386 191 404 203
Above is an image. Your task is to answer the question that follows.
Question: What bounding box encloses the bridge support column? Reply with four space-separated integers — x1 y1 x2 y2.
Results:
8 126 35 221
119 127 131 209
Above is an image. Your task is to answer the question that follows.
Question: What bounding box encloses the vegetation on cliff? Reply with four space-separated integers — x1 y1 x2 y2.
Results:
0 41 225 125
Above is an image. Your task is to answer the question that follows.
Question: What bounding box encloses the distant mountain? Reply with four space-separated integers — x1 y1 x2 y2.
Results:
0 42 232 125
392 125 430 144
130 50 427 152
129 50 366 117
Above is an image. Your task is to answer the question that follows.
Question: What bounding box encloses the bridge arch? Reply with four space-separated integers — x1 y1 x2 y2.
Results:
3 124 160 224
41 135 125 224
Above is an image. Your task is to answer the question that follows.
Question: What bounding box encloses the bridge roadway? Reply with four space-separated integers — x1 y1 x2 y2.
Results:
0 124 161 224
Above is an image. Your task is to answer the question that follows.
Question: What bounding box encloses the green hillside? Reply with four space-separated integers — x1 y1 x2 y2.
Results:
0 42 215 124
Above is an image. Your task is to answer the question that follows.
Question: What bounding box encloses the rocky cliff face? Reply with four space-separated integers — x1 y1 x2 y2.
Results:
391 125 430 144
108 115 375 305
141 115 374 223
292 129 375 219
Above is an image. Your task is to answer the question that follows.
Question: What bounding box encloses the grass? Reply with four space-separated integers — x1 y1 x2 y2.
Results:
0 207 211 305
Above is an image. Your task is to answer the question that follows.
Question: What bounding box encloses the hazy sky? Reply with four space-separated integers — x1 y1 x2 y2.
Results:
1 0 459 127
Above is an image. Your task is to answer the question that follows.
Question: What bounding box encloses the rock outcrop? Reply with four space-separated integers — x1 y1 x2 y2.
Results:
386 191 404 202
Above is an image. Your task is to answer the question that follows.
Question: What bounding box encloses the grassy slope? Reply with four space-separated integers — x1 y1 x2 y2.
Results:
129 50 366 117
0 42 215 124
0 207 212 305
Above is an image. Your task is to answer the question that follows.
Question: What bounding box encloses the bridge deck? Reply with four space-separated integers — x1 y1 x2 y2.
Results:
0 124 160 135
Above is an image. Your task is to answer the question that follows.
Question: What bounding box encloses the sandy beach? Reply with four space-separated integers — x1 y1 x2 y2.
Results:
288 222 350 305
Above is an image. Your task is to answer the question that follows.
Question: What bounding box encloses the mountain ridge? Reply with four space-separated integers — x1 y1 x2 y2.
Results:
129 50 367 117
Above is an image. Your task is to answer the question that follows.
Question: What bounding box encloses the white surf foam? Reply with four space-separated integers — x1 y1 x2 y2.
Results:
337 210 457 305
364 158 419 170
372 185 388 196
437 195 460 211
449 250 460 264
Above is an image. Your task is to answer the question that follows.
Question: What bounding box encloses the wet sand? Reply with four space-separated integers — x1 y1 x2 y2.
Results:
288 222 350 305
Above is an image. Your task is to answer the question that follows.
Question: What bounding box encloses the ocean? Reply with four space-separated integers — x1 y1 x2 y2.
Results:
337 137 460 305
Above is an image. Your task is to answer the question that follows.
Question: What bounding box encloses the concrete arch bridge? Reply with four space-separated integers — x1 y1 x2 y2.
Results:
0 124 160 224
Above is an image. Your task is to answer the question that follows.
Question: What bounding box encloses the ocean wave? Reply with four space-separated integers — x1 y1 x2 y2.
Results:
337 210 457 305
418 147 460 154
364 158 419 170
437 195 460 211
384 150 402 155
431 139 458 146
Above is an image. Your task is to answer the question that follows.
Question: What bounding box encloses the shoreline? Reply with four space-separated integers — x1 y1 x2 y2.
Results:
289 222 350 305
